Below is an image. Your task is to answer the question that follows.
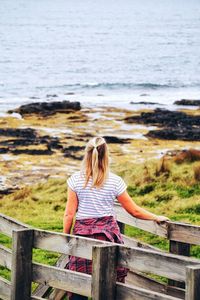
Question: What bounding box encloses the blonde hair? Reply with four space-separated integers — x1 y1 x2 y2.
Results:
82 137 109 188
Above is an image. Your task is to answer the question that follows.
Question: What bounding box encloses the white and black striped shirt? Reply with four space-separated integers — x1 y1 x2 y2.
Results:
67 171 127 219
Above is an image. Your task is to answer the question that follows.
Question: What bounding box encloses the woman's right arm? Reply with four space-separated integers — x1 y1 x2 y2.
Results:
117 191 169 223
63 187 78 234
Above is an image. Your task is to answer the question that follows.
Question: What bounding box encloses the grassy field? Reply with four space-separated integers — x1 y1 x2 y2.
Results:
0 158 200 292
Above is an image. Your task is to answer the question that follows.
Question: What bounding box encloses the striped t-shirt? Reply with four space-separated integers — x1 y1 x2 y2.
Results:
67 171 127 220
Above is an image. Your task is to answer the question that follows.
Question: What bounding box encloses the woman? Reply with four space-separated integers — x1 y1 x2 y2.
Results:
63 137 169 300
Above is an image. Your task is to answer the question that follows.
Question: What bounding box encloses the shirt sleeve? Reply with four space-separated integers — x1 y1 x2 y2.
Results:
67 173 77 192
116 176 127 196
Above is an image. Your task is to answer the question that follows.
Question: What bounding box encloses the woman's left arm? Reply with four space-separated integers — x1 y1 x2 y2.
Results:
63 187 78 234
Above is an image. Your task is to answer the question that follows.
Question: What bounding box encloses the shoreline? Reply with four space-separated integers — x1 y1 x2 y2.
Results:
0 100 200 193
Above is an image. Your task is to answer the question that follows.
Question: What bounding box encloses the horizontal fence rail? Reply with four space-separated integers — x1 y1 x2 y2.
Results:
1 210 200 300
114 204 200 245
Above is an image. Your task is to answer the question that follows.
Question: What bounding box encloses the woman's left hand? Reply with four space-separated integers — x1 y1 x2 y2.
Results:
155 215 170 224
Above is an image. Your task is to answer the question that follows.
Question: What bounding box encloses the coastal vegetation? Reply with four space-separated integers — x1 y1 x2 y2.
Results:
0 102 200 288
1 157 200 282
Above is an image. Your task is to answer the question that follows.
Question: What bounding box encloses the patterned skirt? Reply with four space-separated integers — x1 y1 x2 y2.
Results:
66 216 128 282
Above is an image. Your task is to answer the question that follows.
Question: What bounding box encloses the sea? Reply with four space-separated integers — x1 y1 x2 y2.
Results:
0 0 200 113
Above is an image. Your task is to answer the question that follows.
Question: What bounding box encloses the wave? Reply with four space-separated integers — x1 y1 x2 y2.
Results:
36 82 196 91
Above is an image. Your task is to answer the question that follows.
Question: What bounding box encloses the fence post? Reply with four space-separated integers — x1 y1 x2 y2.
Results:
92 244 118 300
168 240 190 288
11 229 33 300
185 265 200 300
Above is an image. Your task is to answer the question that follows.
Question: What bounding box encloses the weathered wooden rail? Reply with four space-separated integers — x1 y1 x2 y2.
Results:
0 204 200 300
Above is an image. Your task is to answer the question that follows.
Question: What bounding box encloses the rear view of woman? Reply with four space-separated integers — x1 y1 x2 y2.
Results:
63 136 169 300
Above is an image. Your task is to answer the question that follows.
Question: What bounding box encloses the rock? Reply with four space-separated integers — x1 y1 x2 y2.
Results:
46 94 58 98
11 149 53 155
103 136 131 144
147 128 200 141
125 108 200 141
130 101 161 105
174 99 200 106
0 128 63 155
8 100 81 116
62 145 85 160
0 187 18 196
64 92 75 95
0 128 37 138
125 108 200 127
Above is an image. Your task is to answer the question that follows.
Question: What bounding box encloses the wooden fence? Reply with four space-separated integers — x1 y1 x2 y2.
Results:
0 203 200 300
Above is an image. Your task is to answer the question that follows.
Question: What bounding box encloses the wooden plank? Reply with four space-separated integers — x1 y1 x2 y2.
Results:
32 262 91 297
11 229 33 300
32 254 69 298
122 234 164 251
185 265 200 300
33 229 110 259
0 245 12 270
116 282 180 300
168 222 200 245
0 213 28 237
126 270 184 299
169 240 190 288
92 245 117 300
0 277 11 300
118 245 200 281
114 204 168 237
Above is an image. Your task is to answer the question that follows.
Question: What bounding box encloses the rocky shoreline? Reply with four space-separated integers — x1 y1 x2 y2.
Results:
1 100 200 195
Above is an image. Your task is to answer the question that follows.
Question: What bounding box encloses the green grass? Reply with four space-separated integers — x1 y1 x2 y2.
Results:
0 160 200 291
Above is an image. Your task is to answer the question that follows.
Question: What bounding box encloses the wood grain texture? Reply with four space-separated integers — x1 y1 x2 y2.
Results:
34 229 110 259
168 222 200 245
32 262 91 297
169 240 190 288
118 245 200 281
0 244 12 270
114 204 168 237
186 265 200 300
32 254 69 298
126 270 185 299
0 213 27 237
116 282 180 300
11 229 33 300
0 277 11 300
92 245 118 300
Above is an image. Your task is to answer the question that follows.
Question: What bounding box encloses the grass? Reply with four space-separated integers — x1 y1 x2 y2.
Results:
0 159 200 292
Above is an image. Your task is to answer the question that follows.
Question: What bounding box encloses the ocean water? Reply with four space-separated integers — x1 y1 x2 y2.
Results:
0 0 200 112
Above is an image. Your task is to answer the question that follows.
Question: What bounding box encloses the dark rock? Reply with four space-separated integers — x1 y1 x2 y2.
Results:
146 128 200 141
0 187 19 196
174 99 200 106
125 108 200 127
8 101 81 116
140 93 150 97
62 145 85 160
103 136 131 144
11 149 53 155
30 96 40 99
0 128 62 155
64 92 75 95
125 108 200 141
46 94 58 98
67 116 87 122
130 101 161 105
0 148 8 154
0 128 37 138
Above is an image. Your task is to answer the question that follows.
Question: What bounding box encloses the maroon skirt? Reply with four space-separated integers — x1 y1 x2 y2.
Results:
66 216 128 282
